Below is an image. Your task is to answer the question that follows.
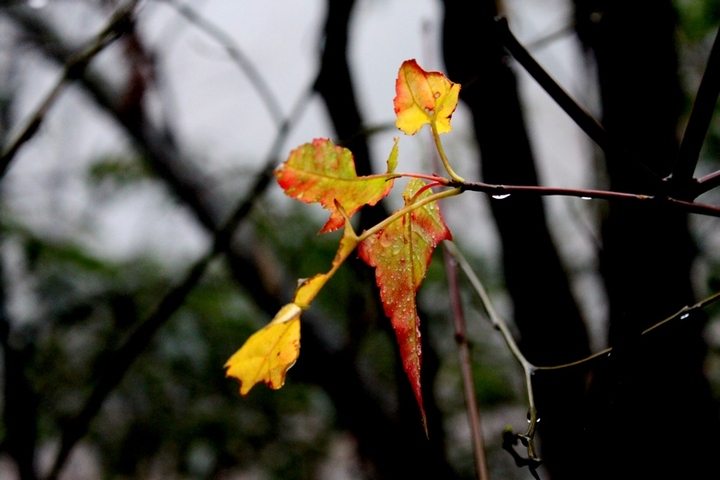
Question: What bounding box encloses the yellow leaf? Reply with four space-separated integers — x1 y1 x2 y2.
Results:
394 59 460 135
225 303 301 395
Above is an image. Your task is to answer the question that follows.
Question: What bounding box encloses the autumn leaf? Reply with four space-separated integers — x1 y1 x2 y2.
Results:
276 138 397 234
225 303 301 396
394 59 460 135
226 217 359 396
358 178 452 429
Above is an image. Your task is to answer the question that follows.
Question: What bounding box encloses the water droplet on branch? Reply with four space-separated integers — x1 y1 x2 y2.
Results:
492 194 511 200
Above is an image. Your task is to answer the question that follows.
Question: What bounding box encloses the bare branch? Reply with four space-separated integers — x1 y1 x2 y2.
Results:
673 26 720 191
495 17 660 183
0 0 139 176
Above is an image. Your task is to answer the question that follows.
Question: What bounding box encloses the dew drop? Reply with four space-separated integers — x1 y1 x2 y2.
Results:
434 92 441 98
491 194 511 200
680 313 690 320
28 0 47 8
581 196 592 201
424 107 434 114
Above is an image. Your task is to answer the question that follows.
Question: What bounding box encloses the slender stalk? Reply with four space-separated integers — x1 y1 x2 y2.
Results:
444 241 541 464
695 169 720 196
447 239 720 473
431 122 465 182
673 26 720 188
536 290 720 371
495 19 616 157
442 244 489 480
357 188 462 242
457 180 720 219
496 16 664 186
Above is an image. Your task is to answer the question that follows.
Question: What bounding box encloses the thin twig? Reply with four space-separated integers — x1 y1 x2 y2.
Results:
447 241 720 476
0 0 139 176
457 180 720 219
673 26 720 191
495 16 659 182
159 0 285 127
356 188 462 242
525 23 574 51
45 88 313 480
535 291 720 371
442 244 489 480
444 241 541 468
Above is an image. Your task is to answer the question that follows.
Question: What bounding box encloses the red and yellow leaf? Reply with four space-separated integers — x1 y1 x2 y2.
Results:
358 178 452 429
225 303 301 396
394 59 460 136
276 138 396 234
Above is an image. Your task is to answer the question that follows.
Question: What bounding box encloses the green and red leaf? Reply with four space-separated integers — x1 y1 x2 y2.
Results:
394 59 460 135
358 178 452 429
275 138 396 233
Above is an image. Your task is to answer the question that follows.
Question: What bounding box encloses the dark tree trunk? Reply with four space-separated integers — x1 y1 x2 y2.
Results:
574 1 720 478
442 1 591 477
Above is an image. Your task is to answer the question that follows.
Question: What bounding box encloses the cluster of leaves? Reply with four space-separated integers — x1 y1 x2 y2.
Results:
225 59 461 428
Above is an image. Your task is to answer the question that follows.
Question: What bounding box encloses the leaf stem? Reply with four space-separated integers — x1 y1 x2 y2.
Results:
431 121 465 182
357 187 462 242
395 172 451 184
